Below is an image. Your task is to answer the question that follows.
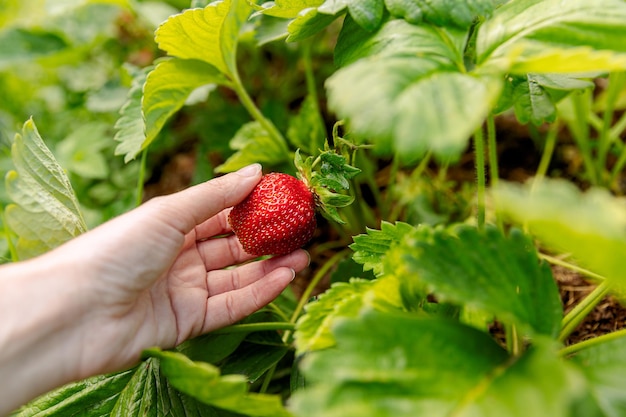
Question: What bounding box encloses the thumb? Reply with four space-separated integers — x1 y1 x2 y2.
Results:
145 163 263 234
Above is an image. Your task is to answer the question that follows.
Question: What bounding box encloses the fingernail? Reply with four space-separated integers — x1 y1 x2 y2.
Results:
290 268 296 282
304 250 311 266
236 163 261 177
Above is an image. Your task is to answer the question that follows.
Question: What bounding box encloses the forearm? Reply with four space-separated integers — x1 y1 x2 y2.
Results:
0 255 90 415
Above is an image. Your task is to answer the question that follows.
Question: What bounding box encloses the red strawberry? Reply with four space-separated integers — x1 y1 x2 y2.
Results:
229 173 317 256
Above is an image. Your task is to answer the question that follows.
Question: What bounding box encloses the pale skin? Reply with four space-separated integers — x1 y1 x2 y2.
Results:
0 163 309 415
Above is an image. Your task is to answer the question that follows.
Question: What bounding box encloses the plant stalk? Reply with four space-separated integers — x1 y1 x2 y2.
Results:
559 280 612 342
301 39 327 149
230 72 289 154
570 91 598 185
0 206 18 262
283 249 350 343
534 120 560 184
473 125 486 228
597 72 626 185
210 322 295 335
560 327 626 357
135 148 148 207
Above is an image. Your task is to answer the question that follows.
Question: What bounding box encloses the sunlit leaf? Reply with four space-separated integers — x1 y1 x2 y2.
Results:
143 58 228 152
216 121 289 173
257 0 324 19
155 0 251 77
144 348 292 417
291 310 582 417
401 225 563 337
4 119 87 259
114 59 227 162
494 179 626 286
477 0 626 73
511 46 626 74
350 221 416 276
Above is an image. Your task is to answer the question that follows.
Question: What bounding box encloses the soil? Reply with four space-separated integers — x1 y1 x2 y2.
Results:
142 115 626 347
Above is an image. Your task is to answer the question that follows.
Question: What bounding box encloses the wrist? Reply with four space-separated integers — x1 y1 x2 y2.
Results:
0 254 92 414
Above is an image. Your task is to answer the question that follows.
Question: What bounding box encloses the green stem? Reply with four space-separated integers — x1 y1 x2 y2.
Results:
608 108 626 186
559 280 612 342
301 39 326 147
231 73 289 154
486 115 499 189
560 328 626 357
283 249 350 343
534 120 560 184
135 148 148 207
259 363 277 394
210 322 295 335
266 302 291 323
505 324 522 355
570 91 598 185
486 115 504 230
0 205 18 262
539 253 605 282
598 72 626 185
474 125 486 228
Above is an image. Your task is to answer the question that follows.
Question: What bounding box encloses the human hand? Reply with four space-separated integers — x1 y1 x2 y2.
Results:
0 164 309 413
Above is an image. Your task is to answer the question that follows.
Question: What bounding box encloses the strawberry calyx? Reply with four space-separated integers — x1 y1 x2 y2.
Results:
294 149 360 224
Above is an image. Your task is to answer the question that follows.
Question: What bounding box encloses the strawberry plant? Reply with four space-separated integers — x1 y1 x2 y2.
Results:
5 0 626 416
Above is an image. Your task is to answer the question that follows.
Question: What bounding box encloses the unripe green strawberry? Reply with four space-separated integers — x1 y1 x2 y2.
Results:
229 173 317 256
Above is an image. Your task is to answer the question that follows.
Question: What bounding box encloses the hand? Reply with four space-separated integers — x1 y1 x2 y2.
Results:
0 164 309 414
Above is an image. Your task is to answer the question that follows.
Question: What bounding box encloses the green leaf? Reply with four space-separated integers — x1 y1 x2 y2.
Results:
4 119 87 260
144 59 228 159
0 28 68 70
294 278 376 354
572 335 626 416
494 179 626 287
12 370 134 416
477 0 626 73
328 19 500 161
114 65 152 163
383 0 494 28
56 122 110 179
344 0 384 32
286 95 325 155
508 74 557 125
286 8 340 42
290 310 582 417
350 221 416 276
330 64 501 161
257 0 324 19
401 225 563 337
114 59 227 162
334 17 463 68
218 340 288 382
216 121 290 173
155 0 251 77
144 348 292 417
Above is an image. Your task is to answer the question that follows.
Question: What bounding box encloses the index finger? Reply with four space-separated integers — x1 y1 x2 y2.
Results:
146 164 262 235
